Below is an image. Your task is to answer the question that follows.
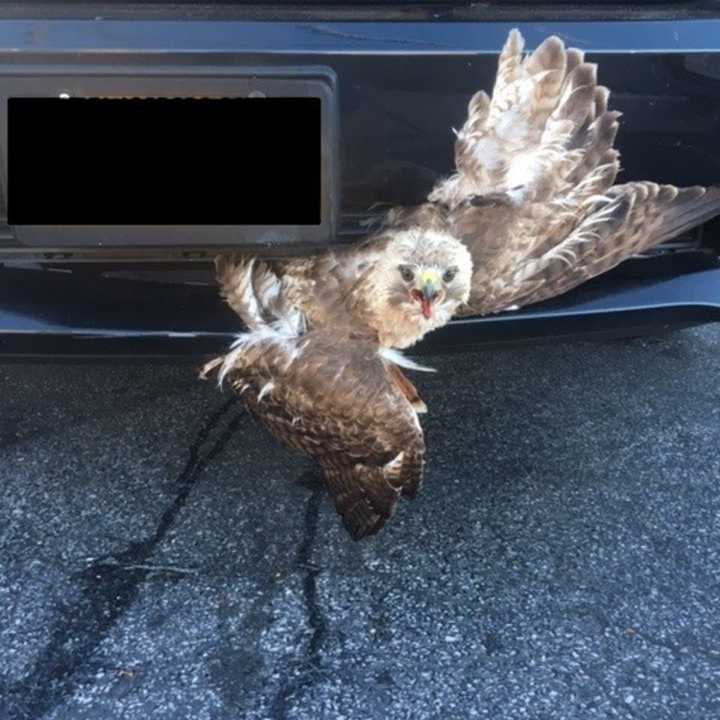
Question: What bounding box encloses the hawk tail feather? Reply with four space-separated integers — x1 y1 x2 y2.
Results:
324 464 398 540
323 445 424 539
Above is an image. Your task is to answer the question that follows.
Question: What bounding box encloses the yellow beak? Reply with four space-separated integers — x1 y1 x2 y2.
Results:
414 270 441 318
419 270 440 302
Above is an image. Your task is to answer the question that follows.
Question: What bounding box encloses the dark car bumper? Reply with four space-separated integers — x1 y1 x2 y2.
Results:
0 5 719 357
2 263 719 360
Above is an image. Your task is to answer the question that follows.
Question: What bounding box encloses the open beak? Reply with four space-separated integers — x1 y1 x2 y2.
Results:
411 271 441 319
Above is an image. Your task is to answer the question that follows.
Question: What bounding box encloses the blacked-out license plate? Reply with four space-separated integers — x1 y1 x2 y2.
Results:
8 96 321 226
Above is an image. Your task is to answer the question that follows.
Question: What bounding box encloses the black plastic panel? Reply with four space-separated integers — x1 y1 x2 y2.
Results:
0 17 718 255
1 266 719 359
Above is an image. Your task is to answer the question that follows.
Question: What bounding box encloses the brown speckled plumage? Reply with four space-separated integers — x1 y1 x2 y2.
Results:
206 29 720 539
203 329 424 539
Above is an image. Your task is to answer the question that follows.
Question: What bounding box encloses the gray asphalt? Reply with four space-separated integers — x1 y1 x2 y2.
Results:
1 325 720 720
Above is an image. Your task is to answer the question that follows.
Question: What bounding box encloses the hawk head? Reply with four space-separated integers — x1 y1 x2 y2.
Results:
362 227 473 349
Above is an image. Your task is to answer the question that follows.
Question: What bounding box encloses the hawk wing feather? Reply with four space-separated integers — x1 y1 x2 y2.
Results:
428 30 720 317
203 327 425 540
450 182 720 315
217 239 391 336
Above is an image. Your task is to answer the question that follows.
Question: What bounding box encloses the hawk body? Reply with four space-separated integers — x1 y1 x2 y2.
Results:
203 326 425 539
206 29 720 538
217 227 472 350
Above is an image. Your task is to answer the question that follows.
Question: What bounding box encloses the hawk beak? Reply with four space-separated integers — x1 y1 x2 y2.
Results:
412 271 441 319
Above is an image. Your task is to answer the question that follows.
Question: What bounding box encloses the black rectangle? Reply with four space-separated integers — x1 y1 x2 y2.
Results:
8 97 321 225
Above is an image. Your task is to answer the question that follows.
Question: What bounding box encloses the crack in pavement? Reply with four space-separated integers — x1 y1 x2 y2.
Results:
1 396 245 720
269 472 328 720
634 631 720 666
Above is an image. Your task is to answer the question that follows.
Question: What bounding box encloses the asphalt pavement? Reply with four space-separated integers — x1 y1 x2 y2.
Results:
1 325 720 720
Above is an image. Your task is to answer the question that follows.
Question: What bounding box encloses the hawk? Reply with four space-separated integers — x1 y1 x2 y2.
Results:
203 30 720 539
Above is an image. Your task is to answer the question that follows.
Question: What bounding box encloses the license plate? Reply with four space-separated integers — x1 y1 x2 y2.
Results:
0 68 337 247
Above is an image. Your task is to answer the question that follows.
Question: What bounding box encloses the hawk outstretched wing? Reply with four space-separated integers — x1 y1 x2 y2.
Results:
425 29 720 316
218 30 720 331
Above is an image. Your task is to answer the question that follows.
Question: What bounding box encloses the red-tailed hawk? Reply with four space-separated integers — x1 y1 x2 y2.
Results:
203 30 720 539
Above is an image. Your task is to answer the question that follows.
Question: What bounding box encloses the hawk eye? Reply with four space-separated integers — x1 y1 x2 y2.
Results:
399 266 415 283
443 267 458 283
